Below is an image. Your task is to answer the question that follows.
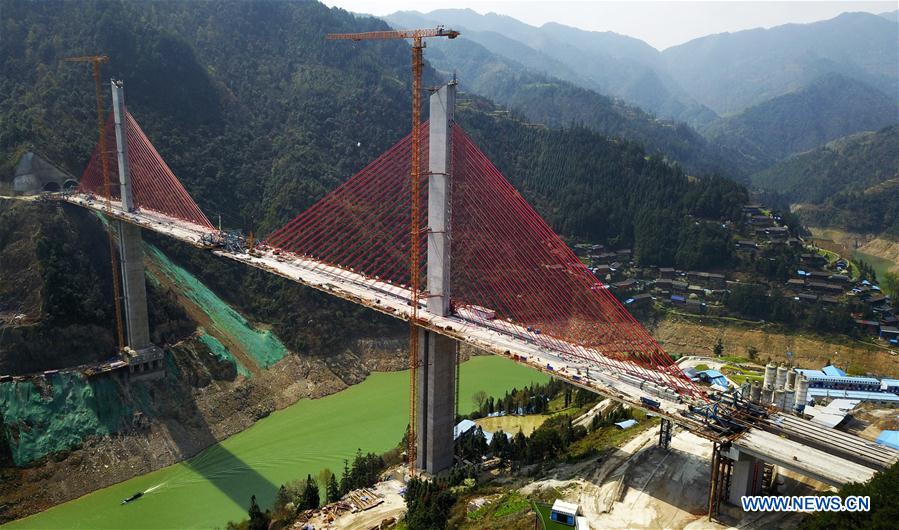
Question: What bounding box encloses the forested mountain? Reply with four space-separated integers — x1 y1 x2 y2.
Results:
702 74 899 172
387 9 898 123
460 108 747 268
385 9 716 125
662 11 898 116
752 126 899 235
1 0 748 359
381 14 743 178
385 8 898 177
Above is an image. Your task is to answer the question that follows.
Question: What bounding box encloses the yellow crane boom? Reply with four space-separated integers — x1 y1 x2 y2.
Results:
325 27 460 41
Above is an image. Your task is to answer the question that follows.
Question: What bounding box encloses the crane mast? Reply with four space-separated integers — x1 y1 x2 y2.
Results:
326 27 458 475
64 55 126 353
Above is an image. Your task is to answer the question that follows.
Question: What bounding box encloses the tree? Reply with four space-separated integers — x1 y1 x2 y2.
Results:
301 474 320 511
714 338 724 357
747 345 758 360
404 477 456 530
575 388 593 408
472 390 488 412
275 485 291 511
247 495 270 530
883 271 899 299
800 461 899 529
326 473 341 503
340 459 350 495
318 468 333 489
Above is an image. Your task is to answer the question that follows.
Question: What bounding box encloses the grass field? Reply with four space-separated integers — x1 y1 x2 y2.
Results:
475 414 551 436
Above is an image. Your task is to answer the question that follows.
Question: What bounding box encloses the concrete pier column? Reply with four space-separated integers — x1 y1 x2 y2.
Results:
118 222 151 351
415 329 458 474
426 81 455 316
110 80 162 378
724 446 764 505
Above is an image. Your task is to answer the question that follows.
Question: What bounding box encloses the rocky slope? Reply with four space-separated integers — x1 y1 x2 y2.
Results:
0 332 415 522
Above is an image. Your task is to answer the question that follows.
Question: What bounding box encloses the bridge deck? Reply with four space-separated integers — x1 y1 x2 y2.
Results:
49 193 899 485
735 429 879 486
761 413 899 470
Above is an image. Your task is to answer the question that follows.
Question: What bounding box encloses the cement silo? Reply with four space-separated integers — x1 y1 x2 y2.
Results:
750 382 761 403
761 385 774 405
784 389 795 412
794 376 809 413
773 389 785 410
764 363 777 388
776 365 788 390
786 369 797 390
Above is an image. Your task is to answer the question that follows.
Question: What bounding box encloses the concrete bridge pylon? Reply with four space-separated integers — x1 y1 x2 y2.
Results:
111 79 164 379
415 80 458 475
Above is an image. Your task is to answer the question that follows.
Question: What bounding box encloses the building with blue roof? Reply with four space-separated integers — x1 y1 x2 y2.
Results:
808 388 899 404
876 430 899 451
795 369 881 392
698 369 730 388
615 419 637 430
822 365 847 377
682 367 699 382
881 379 899 393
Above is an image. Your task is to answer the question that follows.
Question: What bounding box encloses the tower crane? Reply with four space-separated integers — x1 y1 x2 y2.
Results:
64 55 126 353
326 27 459 474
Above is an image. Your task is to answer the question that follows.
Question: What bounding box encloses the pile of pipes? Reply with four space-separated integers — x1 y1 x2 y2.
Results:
744 363 809 414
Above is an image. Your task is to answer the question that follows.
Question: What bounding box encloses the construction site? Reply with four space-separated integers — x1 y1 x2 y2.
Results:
1 3 898 530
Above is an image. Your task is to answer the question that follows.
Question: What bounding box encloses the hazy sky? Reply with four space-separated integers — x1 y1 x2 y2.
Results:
322 1 896 49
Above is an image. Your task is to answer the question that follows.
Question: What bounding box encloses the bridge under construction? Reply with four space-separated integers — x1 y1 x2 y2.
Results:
25 75 896 517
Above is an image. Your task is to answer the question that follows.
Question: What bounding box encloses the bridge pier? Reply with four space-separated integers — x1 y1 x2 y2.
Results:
414 80 458 475
111 79 164 380
658 418 673 449
709 442 771 518
415 329 458 474
722 446 766 505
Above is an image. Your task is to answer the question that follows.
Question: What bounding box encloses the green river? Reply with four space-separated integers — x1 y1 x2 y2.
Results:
5 356 548 529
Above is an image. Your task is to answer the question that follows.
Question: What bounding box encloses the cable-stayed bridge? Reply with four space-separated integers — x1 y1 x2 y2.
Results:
40 80 896 512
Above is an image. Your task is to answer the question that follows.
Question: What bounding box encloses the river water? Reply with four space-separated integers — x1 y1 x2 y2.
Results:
5 356 547 529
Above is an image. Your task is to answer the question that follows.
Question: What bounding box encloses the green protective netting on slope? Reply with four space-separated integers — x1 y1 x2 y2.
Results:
0 373 135 466
145 245 290 370
198 329 252 377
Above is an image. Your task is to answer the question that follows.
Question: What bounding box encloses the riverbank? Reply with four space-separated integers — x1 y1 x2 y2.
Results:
0 236 423 523
808 227 899 277
0 334 411 523
3 356 548 529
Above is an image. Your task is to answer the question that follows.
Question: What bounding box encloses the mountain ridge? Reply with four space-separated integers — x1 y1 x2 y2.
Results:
752 125 899 236
389 8 898 122
704 73 898 172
